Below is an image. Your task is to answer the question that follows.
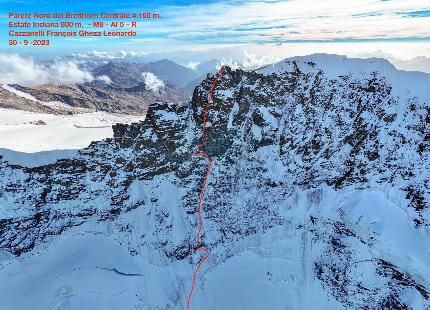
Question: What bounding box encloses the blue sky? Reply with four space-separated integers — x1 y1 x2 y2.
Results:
1 0 429 58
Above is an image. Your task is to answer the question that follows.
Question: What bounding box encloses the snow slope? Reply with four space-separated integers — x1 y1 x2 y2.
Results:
1 84 92 113
0 108 144 166
0 108 144 152
259 53 430 101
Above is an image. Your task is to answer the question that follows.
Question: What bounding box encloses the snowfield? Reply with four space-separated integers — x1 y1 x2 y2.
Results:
0 187 426 309
0 108 144 166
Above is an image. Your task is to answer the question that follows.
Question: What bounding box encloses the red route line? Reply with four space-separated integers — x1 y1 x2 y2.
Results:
187 65 225 308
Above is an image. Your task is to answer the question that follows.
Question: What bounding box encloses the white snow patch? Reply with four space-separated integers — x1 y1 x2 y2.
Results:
1 84 39 101
155 110 179 121
258 106 278 128
227 102 239 129
251 124 262 141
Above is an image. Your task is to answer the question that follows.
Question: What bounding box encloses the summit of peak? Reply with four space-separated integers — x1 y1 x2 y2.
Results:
259 54 396 76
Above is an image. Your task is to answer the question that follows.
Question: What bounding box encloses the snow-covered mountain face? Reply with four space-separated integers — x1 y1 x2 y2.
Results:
0 55 429 309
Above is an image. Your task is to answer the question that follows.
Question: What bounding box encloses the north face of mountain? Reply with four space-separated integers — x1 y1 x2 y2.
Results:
0 55 429 309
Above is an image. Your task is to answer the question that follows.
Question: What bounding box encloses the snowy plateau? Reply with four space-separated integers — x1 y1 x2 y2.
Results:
0 54 429 310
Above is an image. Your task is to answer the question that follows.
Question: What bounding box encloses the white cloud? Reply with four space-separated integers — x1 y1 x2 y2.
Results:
127 0 430 59
96 75 112 84
217 58 240 70
216 51 282 70
142 72 165 93
47 60 94 85
71 50 148 60
241 51 282 69
0 53 94 86
185 61 201 70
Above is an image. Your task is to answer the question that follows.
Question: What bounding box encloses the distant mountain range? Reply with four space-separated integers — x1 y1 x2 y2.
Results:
91 58 218 91
0 58 219 115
